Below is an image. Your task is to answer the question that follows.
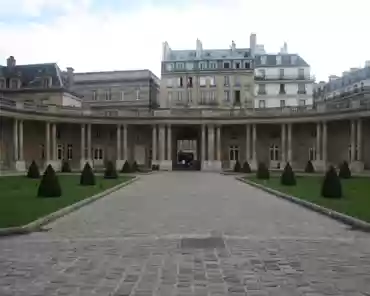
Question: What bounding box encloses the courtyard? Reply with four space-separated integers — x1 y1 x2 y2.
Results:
0 172 370 295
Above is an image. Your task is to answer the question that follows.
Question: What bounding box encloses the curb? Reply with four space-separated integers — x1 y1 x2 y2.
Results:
236 177 370 233
0 176 138 237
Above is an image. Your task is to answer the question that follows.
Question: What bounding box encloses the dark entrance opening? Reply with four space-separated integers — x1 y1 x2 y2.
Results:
234 90 241 105
173 126 201 171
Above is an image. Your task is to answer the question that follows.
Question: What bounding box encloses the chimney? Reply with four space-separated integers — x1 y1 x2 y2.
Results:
365 60 370 67
249 33 256 57
66 67 74 87
329 75 338 81
6 56 16 68
231 40 236 52
162 41 171 61
196 39 203 58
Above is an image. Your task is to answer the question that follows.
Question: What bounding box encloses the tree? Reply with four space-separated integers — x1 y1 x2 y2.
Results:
256 162 270 179
339 161 351 179
27 160 40 179
321 166 342 198
37 165 62 198
61 160 72 173
80 162 95 186
104 160 118 179
305 160 315 173
131 161 139 172
233 161 241 172
242 161 251 173
120 161 131 173
281 162 296 186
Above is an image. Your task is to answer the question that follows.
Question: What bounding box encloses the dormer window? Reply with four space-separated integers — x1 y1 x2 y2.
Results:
136 89 140 100
223 62 230 69
10 78 19 89
105 89 111 100
176 63 184 69
261 55 267 65
43 77 50 88
0 79 5 89
291 55 298 64
276 55 282 65
92 90 97 100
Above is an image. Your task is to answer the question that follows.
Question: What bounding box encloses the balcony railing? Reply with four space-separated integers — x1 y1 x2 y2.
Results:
255 75 315 81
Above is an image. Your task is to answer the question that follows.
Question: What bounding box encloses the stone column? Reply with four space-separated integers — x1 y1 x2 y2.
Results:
322 122 327 164
52 123 57 160
81 124 85 160
201 124 206 161
159 125 165 161
350 120 356 162
287 123 292 162
13 119 18 161
87 123 92 160
316 122 321 160
123 124 128 160
117 124 121 159
216 126 221 161
46 122 50 161
357 119 362 161
246 124 250 161
208 125 215 161
18 120 24 161
252 124 257 160
281 124 286 162
167 124 172 161
152 125 157 162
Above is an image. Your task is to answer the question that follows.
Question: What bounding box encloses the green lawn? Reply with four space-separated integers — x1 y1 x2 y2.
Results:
0 175 132 228
248 176 370 223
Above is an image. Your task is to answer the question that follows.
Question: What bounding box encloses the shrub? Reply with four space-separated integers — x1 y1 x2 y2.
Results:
61 160 72 173
242 161 251 173
256 162 270 179
281 162 296 186
233 161 241 172
80 162 95 186
338 161 351 179
321 166 342 198
131 161 139 172
120 160 131 173
27 160 40 179
104 161 118 179
37 165 62 198
305 160 315 173
151 164 160 171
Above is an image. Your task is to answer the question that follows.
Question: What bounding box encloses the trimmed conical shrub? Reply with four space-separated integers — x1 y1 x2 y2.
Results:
37 165 62 198
242 161 251 173
339 161 351 179
281 162 296 186
120 160 131 173
305 160 315 173
27 160 40 179
61 160 72 173
321 166 342 198
234 161 241 172
256 162 270 179
131 161 139 172
80 162 95 186
104 161 118 179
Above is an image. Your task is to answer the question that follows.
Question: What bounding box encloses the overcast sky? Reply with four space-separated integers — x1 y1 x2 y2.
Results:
0 0 368 81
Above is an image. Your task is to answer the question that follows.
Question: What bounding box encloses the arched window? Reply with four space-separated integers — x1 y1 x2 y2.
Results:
229 145 239 161
308 147 317 161
269 145 279 161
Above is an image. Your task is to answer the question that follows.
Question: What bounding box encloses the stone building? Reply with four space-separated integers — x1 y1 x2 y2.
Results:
1 47 370 173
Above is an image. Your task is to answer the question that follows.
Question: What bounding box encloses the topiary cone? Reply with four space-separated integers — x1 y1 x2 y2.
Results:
37 165 62 197
281 162 296 186
27 160 40 179
80 162 96 186
104 160 118 179
321 166 342 198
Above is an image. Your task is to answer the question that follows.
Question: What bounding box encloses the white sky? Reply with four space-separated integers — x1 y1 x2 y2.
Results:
0 0 369 81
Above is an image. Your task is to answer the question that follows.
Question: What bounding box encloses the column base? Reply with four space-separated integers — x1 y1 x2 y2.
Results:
350 161 364 173
15 160 26 172
202 161 222 172
80 159 93 170
312 160 327 172
158 160 172 171
116 160 127 171
249 159 258 171
45 160 61 172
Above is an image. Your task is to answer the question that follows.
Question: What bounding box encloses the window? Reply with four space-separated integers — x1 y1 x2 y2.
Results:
234 90 240 105
0 79 5 88
244 61 251 69
187 77 193 88
229 145 239 161
279 84 286 94
40 144 45 160
166 63 174 71
223 62 230 69
279 69 284 79
10 79 18 89
120 91 125 101
136 89 140 100
276 56 282 65
177 77 183 87
199 77 206 87
105 89 111 100
234 76 240 86
199 62 206 70
43 78 50 88
57 144 63 160
299 99 306 106
235 62 240 69
269 144 279 161
280 100 286 107
298 83 306 94
67 144 73 160
166 78 173 88
258 84 266 94
209 76 215 86
259 100 266 108
93 148 103 160
224 76 229 86
92 90 97 100
176 63 184 69
309 147 317 161
168 92 172 102
209 62 217 69
224 91 230 101
298 68 305 79
177 92 183 101
261 56 267 65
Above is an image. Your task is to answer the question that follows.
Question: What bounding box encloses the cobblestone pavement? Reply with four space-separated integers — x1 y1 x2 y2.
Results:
1 172 370 296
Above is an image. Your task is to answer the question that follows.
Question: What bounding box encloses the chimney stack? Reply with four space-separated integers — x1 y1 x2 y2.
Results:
6 56 16 68
249 33 256 58
196 39 203 58
66 67 74 87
